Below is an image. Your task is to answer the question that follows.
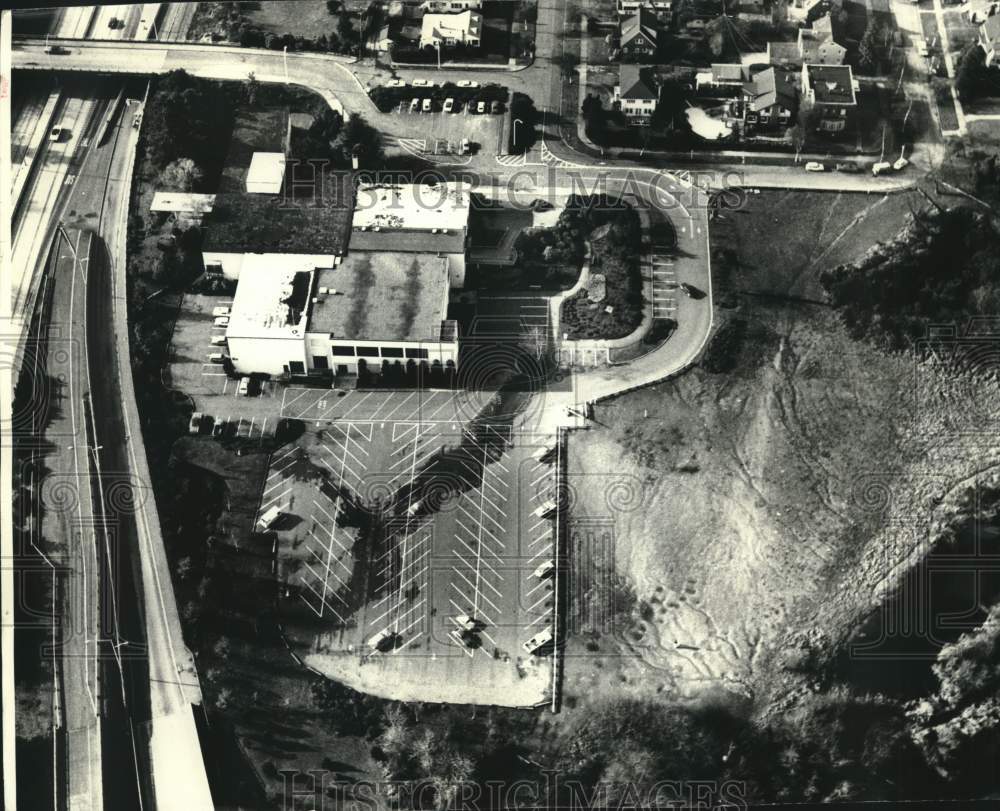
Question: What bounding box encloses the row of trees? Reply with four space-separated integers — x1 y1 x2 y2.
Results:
291 103 383 168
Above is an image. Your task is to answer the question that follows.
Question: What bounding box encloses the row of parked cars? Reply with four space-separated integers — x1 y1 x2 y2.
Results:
406 96 503 115
803 158 909 176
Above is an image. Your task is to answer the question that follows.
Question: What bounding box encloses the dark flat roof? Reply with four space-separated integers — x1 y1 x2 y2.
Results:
347 228 467 255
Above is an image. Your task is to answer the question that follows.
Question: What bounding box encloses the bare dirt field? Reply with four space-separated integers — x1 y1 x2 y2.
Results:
562 188 1000 718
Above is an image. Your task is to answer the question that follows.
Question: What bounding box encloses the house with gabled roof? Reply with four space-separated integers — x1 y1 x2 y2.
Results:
728 66 798 132
619 6 661 60
980 13 1000 66
614 64 660 125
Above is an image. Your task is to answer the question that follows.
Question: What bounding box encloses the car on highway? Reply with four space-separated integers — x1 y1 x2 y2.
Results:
132 112 142 129
412 78 434 87
457 79 479 87
48 126 64 143
522 627 553 655
476 100 487 114
422 98 433 112
804 161 825 172
835 162 861 173
443 97 455 113
386 79 406 88
213 316 230 327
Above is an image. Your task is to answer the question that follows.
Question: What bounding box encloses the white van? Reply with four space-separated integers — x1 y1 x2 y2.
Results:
532 498 557 518
210 334 227 346
212 305 231 317
213 316 230 327
237 376 251 396
256 505 281 532
522 627 553 654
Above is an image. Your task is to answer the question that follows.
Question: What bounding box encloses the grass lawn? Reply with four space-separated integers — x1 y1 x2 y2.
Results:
241 0 341 38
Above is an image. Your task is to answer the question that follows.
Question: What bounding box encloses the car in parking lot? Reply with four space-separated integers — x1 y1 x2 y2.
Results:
490 100 502 114
210 334 227 346
208 352 226 364
532 498 557 518
387 79 406 88
893 157 909 171
443 97 455 113
459 138 470 155
412 78 434 87
804 161 825 172
835 162 861 173
237 376 251 396
212 305 230 317
476 100 486 114
188 412 203 435
522 627 553 654
409 98 419 113
422 98 432 112
213 316 230 327
872 160 892 176
533 560 555 579
457 79 479 87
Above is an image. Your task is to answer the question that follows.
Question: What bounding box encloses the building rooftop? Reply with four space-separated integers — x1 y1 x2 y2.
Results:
226 254 331 340
308 252 451 342
804 63 856 104
420 9 482 43
981 13 1000 44
246 152 286 194
619 64 659 100
352 181 471 234
744 67 798 111
348 230 467 254
621 7 659 46
710 62 747 82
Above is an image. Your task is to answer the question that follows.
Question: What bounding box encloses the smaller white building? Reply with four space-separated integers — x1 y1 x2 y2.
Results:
420 0 481 10
245 152 286 194
419 9 482 48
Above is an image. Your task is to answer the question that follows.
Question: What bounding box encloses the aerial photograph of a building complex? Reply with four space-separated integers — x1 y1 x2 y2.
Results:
7 0 1000 807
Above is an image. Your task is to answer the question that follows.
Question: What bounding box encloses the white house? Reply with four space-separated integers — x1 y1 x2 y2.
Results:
420 0 481 10
419 9 482 48
615 64 659 125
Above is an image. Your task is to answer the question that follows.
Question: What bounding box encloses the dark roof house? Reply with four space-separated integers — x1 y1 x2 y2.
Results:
620 6 660 53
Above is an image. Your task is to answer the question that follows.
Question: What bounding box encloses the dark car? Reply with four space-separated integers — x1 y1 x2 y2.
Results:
835 162 861 173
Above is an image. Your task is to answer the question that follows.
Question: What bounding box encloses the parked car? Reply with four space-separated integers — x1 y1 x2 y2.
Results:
835 162 861 173
476 100 486 114
210 334 227 346
533 560 555 579
412 78 434 87
893 157 909 171
48 126 63 143
443 97 455 113
208 353 225 364
872 161 892 176
409 98 419 113
532 498 557 518
804 161 825 172
490 100 502 114
456 79 479 87
237 376 251 396
188 412 203 435
43 45 69 55
459 138 470 155
531 198 554 212
212 305 231 317
387 79 406 88
422 98 432 112
522 627 553 655
213 316 230 327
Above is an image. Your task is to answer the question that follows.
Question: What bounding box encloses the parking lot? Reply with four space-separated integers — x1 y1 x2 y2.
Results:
265 399 562 705
390 101 501 159
646 253 678 320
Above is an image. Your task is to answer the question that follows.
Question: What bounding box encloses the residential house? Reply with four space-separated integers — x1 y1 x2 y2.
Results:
785 0 827 24
419 9 482 48
618 0 673 21
980 13 1000 66
768 14 846 66
695 62 750 95
736 0 773 23
619 7 661 59
737 66 798 130
615 64 660 125
801 63 857 132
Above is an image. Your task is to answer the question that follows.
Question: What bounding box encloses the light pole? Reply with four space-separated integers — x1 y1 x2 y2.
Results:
434 40 441 70
283 45 289 83
513 117 523 149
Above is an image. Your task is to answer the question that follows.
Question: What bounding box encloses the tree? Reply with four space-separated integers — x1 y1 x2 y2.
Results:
158 157 204 192
581 94 608 143
244 71 259 106
333 112 383 167
956 44 986 101
326 0 341 12
858 20 884 73
337 10 355 44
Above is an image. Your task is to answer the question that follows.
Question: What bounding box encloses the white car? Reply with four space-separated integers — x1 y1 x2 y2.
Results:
387 79 406 88
443 97 455 113
422 98 433 112
893 157 909 171
459 138 470 155
208 352 225 364
476 100 486 114
212 305 231 317
532 498 557 518
872 161 892 176
409 98 419 113
49 126 63 143
457 79 479 87
213 316 230 327
804 161 825 172
412 78 434 87
210 334 227 346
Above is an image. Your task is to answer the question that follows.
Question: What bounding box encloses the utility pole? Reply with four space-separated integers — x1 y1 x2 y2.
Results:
283 45 289 83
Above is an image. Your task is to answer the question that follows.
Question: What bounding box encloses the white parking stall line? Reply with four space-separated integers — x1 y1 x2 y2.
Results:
525 590 550 614
523 612 547 632
422 393 459 422
525 577 549 598
456 523 503 563
281 387 313 414
304 554 350 590
260 486 293 513
379 391 417 422
479 472 509 504
298 580 346 622
312 497 338 525
338 391 375 420
528 517 549 534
